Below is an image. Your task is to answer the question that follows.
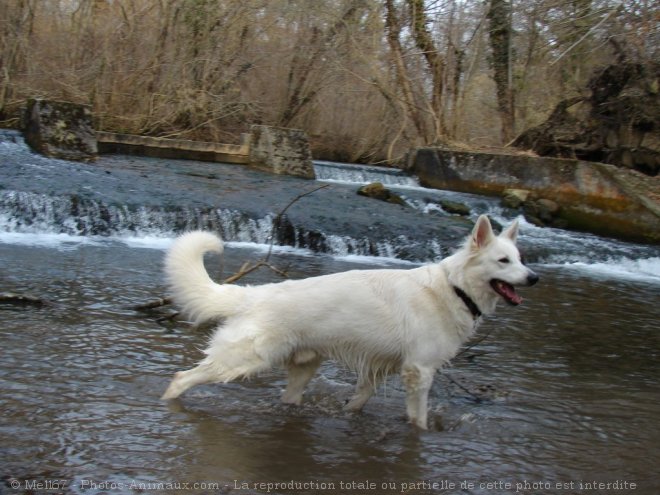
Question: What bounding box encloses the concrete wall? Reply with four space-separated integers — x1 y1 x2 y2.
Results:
248 125 315 179
97 126 315 179
409 147 660 243
96 131 249 164
22 99 314 179
23 99 97 161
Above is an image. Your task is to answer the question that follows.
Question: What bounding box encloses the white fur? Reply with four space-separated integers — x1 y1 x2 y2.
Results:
161 215 538 429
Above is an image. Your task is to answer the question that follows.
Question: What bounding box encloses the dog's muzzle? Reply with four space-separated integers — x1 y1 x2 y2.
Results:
490 269 539 306
526 271 539 286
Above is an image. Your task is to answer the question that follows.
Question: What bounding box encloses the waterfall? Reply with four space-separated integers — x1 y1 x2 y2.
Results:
0 190 445 262
313 161 419 188
311 161 660 280
1 128 659 280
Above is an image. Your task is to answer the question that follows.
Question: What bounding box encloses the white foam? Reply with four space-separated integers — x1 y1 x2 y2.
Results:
117 235 175 250
334 253 416 266
313 161 420 188
548 257 660 284
0 231 100 250
225 241 315 257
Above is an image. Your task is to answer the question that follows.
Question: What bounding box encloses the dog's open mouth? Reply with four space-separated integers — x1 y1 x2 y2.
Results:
490 279 523 306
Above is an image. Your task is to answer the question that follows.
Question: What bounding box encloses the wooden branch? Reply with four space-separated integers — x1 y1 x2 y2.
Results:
550 4 621 66
0 292 53 307
266 183 330 261
132 297 173 311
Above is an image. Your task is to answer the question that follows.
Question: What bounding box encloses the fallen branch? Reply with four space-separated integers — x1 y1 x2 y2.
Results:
0 291 53 307
132 297 172 311
265 183 330 261
442 374 488 404
223 260 288 284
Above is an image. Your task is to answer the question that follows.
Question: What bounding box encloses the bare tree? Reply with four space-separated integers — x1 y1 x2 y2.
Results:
407 0 446 141
1 0 654 160
278 0 368 128
0 0 36 122
486 0 514 143
384 0 428 143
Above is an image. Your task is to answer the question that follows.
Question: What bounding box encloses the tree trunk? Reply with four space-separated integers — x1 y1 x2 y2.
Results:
384 0 428 143
407 0 446 141
0 0 35 120
486 0 514 143
279 1 366 128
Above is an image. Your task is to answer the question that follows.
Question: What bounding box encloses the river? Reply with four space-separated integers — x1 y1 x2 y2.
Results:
1 130 659 494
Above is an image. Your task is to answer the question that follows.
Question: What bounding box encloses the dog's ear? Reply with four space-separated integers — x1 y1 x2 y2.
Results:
500 218 519 243
471 215 495 249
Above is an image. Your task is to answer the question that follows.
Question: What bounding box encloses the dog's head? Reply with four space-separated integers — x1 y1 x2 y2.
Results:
460 215 539 309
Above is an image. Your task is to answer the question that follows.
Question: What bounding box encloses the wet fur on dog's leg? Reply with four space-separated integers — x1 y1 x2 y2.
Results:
161 364 218 400
402 364 435 429
344 375 377 411
282 355 323 405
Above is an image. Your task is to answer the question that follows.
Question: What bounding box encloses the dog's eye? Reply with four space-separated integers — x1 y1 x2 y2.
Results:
498 257 510 263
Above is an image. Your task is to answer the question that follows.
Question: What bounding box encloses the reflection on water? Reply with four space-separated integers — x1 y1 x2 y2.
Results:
1 241 659 494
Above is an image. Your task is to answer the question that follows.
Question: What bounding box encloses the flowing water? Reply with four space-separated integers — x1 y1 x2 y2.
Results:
1 131 660 494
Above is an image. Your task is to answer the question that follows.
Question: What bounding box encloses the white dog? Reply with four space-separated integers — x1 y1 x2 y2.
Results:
161 215 538 429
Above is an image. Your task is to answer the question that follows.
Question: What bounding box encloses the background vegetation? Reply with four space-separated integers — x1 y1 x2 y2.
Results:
1 0 657 163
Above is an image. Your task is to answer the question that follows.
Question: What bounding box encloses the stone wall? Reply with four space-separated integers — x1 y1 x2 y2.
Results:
96 131 249 164
408 147 660 243
248 125 315 179
23 99 97 161
21 99 314 179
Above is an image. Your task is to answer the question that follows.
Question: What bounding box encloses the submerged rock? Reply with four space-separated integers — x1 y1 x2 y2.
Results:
23 99 97 161
501 188 564 228
357 182 407 206
501 188 532 209
524 198 565 228
439 199 470 216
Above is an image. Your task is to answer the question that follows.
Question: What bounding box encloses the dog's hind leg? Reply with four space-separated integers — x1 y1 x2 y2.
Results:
161 363 219 400
281 352 322 406
344 376 376 411
402 364 435 429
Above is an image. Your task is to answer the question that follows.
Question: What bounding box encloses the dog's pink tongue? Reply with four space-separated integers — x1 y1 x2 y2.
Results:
509 290 523 305
500 281 523 305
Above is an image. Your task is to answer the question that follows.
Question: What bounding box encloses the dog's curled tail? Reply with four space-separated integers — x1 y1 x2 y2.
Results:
165 231 242 323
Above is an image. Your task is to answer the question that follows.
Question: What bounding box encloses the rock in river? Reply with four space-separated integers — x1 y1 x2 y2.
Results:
357 182 407 207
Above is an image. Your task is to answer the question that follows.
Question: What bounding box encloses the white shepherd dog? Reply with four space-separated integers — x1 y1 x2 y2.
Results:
161 215 538 429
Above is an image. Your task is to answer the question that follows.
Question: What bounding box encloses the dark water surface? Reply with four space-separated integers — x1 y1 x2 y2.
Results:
1 240 659 494
2 130 660 494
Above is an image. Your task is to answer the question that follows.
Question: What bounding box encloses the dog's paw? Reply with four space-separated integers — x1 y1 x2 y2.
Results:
160 372 184 400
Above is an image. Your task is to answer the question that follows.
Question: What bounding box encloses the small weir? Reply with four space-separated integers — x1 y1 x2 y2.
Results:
1 128 659 279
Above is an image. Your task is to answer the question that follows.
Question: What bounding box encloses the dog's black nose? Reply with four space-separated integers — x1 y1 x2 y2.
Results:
527 272 539 286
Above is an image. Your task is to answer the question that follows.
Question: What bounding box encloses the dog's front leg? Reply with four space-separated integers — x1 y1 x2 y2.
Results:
402 364 435 429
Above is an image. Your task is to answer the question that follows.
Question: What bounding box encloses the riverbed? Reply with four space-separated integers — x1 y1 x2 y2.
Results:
1 131 659 494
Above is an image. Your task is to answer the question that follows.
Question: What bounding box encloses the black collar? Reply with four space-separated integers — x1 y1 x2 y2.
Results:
453 286 482 319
